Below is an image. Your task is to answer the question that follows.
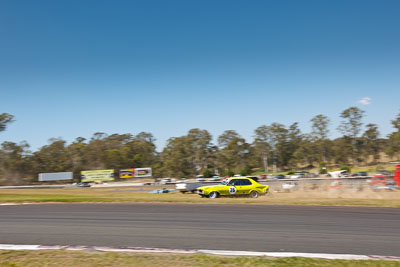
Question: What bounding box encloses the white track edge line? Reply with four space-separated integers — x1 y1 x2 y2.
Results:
0 244 399 261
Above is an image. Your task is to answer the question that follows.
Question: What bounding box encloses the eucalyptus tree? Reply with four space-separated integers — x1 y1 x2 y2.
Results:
0 141 31 185
160 136 194 178
84 133 133 169
291 134 318 167
0 113 14 133
286 122 303 168
253 125 272 173
311 114 330 161
124 132 159 170
83 132 109 169
217 130 240 148
362 123 380 163
252 123 290 172
186 128 214 174
65 137 87 181
102 132 158 171
387 112 400 160
159 129 214 177
32 138 70 174
216 130 250 175
264 123 288 172
330 136 352 165
338 107 365 164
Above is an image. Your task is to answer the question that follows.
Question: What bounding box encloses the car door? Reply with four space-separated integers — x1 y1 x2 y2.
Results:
226 179 239 196
220 183 231 195
215 179 230 195
238 179 253 195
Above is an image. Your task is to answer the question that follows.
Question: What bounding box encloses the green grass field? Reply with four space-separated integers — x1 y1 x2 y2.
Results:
0 250 399 267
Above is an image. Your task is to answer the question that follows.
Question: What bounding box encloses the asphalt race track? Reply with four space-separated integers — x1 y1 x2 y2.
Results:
0 203 399 256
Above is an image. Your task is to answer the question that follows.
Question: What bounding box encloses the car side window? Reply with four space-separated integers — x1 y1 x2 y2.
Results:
235 179 243 186
228 179 240 186
242 179 252 185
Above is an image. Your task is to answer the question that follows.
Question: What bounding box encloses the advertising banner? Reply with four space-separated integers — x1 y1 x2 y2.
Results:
39 172 73 182
135 168 152 177
120 168 152 178
120 168 135 179
81 170 114 182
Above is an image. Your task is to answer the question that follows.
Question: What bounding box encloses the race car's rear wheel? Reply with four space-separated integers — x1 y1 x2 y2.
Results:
209 191 219 199
249 191 259 198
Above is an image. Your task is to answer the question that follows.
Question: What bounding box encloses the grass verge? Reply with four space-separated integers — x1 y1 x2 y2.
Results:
1 250 400 267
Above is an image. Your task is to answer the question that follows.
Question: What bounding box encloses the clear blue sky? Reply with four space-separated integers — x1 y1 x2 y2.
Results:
1 0 399 151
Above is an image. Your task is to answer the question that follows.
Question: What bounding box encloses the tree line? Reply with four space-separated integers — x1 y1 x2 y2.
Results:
0 107 400 185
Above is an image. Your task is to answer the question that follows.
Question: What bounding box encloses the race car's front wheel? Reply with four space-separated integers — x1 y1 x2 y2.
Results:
209 191 219 199
249 191 259 198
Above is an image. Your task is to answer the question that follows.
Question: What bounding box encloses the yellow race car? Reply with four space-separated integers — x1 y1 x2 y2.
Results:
197 177 269 198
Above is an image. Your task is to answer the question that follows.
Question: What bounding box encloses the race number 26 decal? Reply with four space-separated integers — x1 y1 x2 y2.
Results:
229 186 237 194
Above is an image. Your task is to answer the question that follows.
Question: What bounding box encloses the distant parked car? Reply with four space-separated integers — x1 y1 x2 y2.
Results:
160 178 172 184
290 172 305 179
328 171 350 178
369 174 395 191
352 171 368 177
149 188 176 194
298 171 309 174
377 169 393 176
176 182 202 193
256 174 267 179
76 182 91 187
209 176 221 181
274 174 286 179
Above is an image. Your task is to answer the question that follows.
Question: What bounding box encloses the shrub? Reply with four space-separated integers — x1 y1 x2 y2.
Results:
226 170 235 177
340 166 351 172
376 165 384 172
319 167 327 174
239 166 252 176
239 169 248 176
319 162 327 174
287 170 295 175
203 170 213 178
